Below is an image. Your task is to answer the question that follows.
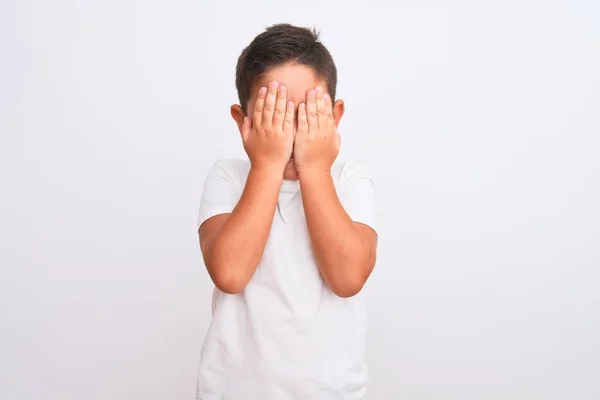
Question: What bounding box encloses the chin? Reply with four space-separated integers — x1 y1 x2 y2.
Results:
283 158 298 180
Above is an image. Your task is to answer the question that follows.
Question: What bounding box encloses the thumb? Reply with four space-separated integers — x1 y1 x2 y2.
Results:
241 116 251 143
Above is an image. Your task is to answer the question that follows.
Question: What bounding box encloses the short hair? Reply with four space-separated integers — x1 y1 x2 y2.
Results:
235 23 338 113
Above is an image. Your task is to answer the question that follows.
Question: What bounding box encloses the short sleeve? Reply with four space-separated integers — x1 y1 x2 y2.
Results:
336 162 378 234
197 160 244 229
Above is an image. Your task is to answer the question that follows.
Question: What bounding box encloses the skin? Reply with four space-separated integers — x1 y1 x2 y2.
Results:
199 63 377 297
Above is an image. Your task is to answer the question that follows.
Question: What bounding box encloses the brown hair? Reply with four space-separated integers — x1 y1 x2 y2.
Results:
235 23 338 113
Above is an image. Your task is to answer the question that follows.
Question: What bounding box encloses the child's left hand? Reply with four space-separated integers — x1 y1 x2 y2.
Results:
293 86 341 175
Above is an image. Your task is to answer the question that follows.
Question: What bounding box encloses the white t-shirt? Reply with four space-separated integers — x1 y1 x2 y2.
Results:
195 158 378 400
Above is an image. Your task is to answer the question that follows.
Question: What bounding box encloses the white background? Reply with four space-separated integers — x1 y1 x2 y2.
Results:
1 1 599 399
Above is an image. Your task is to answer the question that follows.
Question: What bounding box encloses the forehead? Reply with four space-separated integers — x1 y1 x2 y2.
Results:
250 63 327 105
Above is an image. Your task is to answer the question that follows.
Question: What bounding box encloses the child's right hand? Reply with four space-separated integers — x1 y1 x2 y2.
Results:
241 81 295 172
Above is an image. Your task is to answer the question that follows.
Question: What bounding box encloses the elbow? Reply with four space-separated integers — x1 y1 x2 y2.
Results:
203 244 253 295
333 287 362 298
211 270 249 295
328 273 368 298
325 258 374 298
214 278 246 295
207 261 252 295
331 280 366 298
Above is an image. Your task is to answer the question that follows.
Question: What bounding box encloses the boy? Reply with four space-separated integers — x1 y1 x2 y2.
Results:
196 23 378 399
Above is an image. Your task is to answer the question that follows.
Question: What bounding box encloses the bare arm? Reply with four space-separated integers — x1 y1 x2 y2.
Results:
299 170 377 297
294 86 377 297
198 81 295 294
199 167 282 294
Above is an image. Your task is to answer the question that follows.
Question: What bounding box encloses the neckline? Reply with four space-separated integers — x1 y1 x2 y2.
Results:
280 178 300 193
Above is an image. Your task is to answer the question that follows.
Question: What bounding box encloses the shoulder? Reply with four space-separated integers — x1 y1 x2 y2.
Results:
207 158 251 182
331 159 379 230
331 159 375 188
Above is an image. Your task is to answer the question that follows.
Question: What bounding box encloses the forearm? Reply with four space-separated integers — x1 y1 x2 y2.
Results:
206 166 282 291
299 170 372 297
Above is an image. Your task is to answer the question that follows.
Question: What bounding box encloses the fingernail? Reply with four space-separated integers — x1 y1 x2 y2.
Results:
279 85 286 93
288 101 294 108
259 87 267 95
324 93 330 100
316 86 323 93
299 103 305 110
270 81 279 88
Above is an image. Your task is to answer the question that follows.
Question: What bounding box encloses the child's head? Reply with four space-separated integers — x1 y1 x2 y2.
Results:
230 23 345 133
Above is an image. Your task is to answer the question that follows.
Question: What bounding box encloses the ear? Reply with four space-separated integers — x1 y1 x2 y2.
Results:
230 104 246 133
333 99 345 128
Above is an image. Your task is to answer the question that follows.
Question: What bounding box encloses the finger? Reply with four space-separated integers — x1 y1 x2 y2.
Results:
283 101 295 135
253 87 267 126
297 103 308 136
273 85 287 128
306 88 318 134
263 81 279 125
241 116 251 142
315 86 327 127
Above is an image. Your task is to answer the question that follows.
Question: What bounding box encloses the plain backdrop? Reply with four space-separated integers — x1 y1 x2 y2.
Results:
1 1 599 399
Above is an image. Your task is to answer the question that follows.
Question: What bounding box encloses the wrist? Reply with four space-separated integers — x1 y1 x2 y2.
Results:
297 167 332 184
250 157 287 172
249 163 285 181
